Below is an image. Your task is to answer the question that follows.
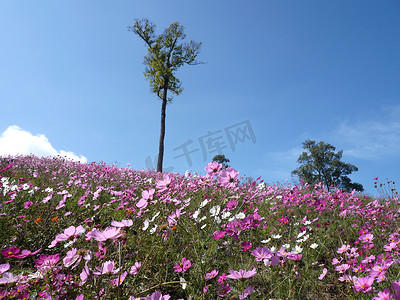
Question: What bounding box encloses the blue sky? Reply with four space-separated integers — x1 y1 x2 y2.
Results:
1 1 399 196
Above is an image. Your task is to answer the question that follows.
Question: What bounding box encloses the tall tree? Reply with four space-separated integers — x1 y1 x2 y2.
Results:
212 154 230 168
129 19 202 172
291 140 364 192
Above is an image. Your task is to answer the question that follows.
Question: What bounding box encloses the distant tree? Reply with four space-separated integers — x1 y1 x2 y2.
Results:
212 154 230 168
291 140 364 192
129 19 202 172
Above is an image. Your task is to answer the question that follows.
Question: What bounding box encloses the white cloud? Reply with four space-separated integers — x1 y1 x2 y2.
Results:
331 104 400 160
0 125 87 163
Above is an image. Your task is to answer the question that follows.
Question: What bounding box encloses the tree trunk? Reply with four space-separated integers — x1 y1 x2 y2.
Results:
157 85 168 172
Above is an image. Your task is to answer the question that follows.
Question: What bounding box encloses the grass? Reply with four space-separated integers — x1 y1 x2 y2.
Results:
0 154 400 299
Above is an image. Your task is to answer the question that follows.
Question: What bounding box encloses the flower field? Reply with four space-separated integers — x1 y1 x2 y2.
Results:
0 155 400 299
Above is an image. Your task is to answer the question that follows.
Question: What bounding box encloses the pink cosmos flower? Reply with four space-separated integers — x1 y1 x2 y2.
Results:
136 188 155 209
86 227 123 242
156 174 172 192
337 244 350 254
239 286 254 299
391 279 400 299
130 262 141 275
76 295 84 300
227 268 257 279
218 167 239 188
173 257 192 273
110 271 127 286
63 248 82 269
93 260 119 275
360 233 375 244
0 263 10 275
12 248 41 259
205 270 218 279
335 263 350 273
145 291 171 300
354 276 375 293
250 247 274 261
80 264 90 285
218 273 227 283
49 225 85 248
318 268 327 280
34 254 60 272
205 161 222 175
372 289 393 300
0 272 18 284
111 219 133 228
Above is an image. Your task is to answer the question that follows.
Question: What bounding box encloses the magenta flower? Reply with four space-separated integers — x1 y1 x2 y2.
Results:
24 201 33 209
241 241 252 252
354 276 374 293
250 247 273 261
49 225 85 248
93 260 119 275
205 270 218 279
80 264 90 285
2 246 20 257
86 227 123 242
218 167 239 188
173 257 192 273
111 219 133 228
227 268 257 279
130 261 141 275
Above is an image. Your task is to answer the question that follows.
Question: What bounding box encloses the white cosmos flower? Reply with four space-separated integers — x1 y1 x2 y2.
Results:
150 212 160 222
221 211 231 219
142 220 149 231
271 234 282 239
235 213 246 219
297 231 307 239
292 245 303 254
199 216 207 222
210 205 220 217
261 238 271 244
200 200 209 208
270 246 276 253
149 225 158 234
180 277 187 289
310 243 318 249
201 224 207 229
282 244 290 249
192 210 200 220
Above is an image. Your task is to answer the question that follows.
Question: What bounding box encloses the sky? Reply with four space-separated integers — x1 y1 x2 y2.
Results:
1 1 399 197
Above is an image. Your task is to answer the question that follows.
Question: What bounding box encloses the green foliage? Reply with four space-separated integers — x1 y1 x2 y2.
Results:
292 140 364 192
128 19 202 101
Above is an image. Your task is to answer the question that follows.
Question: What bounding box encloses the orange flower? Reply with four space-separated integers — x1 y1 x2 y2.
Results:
35 217 42 223
51 216 58 221
172 226 178 230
